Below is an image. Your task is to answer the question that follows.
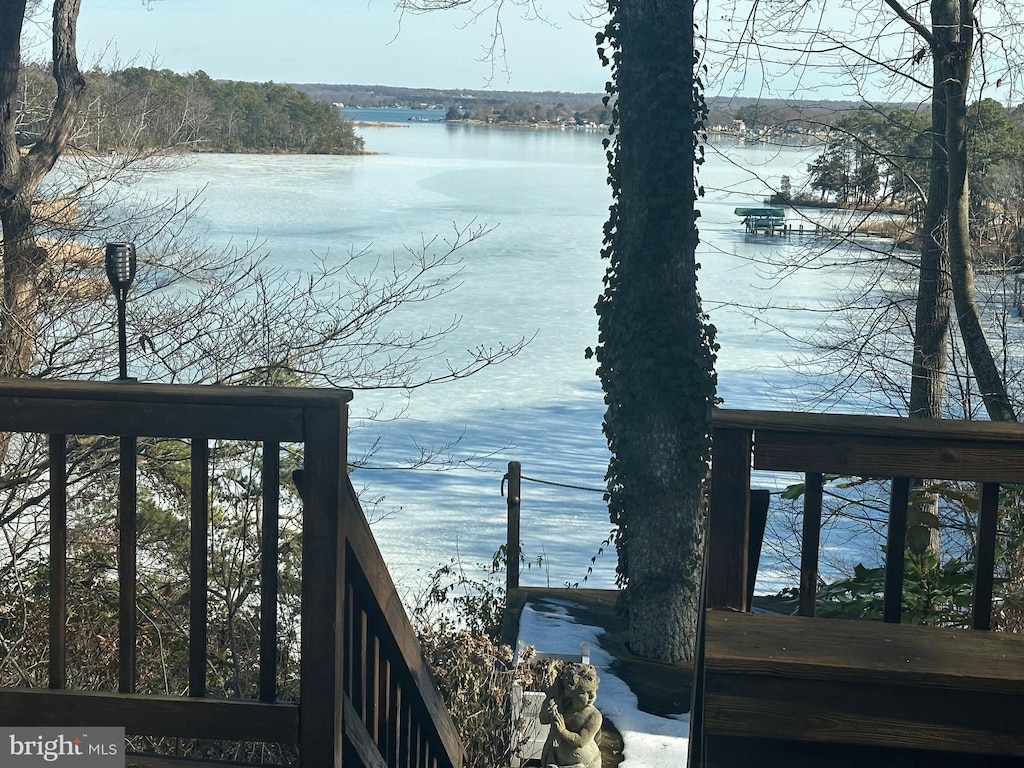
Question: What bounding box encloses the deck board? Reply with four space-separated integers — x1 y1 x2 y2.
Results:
702 611 1024 757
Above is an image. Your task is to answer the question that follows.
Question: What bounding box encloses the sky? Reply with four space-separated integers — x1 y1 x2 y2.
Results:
69 0 609 94
32 1 1007 107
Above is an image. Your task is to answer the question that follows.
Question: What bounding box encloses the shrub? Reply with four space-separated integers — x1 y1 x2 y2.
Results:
411 554 537 768
817 549 979 626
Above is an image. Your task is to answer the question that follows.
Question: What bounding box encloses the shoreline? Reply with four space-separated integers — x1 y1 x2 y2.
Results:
358 117 609 132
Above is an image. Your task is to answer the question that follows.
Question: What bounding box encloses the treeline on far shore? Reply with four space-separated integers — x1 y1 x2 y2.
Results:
17 65 365 155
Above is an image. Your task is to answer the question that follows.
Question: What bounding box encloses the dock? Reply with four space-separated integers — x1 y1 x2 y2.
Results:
735 206 912 239
735 206 786 234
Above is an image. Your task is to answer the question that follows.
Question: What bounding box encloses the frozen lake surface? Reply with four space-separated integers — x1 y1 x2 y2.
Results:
120 122 897 594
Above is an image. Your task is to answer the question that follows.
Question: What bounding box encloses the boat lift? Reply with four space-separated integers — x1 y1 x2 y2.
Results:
735 206 786 234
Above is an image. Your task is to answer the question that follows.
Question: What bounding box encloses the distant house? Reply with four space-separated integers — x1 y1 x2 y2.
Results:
732 119 746 133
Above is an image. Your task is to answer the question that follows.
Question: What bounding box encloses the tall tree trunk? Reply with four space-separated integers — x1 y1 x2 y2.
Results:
907 27 954 554
0 200 47 377
594 0 717 663
0 0 86 378
908 50 951 420
938 0 1016 421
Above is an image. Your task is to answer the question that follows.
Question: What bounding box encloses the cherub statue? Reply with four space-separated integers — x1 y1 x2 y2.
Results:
539 662 602 768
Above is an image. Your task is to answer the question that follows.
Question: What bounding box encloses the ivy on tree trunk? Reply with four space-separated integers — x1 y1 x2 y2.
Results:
590 0 717 663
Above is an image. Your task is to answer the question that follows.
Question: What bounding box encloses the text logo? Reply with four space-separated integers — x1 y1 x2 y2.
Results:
2 728 124 767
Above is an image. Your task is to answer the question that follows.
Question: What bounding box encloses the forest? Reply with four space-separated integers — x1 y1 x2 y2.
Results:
18 64 365 155
801 101 1024 204
788 100 1024 260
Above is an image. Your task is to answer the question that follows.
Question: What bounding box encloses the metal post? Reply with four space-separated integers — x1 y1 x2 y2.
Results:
116 290 129 381
105 242 137 382
506 461 521 592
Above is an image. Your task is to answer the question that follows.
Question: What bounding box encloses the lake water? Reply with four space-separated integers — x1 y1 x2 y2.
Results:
120 117 891 595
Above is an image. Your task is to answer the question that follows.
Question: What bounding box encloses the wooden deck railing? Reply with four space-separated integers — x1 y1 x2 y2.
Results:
691 408 1024 767
0 378 463 768
705 408 1023 619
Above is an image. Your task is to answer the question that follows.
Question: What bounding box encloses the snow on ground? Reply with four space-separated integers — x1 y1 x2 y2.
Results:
516 599 690 767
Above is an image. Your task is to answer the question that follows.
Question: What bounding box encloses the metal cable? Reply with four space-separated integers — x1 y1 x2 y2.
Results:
519 474 605 494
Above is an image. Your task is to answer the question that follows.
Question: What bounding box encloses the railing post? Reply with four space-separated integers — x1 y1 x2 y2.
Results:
707 427 752 611
506 461 521 592
299 398 348 768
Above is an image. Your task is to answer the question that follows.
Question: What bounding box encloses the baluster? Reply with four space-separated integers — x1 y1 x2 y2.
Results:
799 472 823 617
379 638 388 747
385 662 398 764
399 694 411 767
190 438 209 697
972 482 999 630
358 608 369 719
345 582 355 697
369 634 381 741
48 434 67 690
747 489 770 604
260 441 280 701
118 435 138 693
883 477 911 624
413 721 423 768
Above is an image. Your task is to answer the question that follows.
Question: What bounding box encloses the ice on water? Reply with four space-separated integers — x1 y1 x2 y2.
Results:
119 122 886 595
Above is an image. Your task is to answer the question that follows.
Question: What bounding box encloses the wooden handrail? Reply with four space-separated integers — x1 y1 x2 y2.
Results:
714 407 1024 444
0 378 461 768
340 479 464 765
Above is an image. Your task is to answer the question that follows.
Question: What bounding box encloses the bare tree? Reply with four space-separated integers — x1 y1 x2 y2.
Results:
393 0 550 81
923 0 1015 420
0 5 529 749
711 0 1024 422
1 0 86 377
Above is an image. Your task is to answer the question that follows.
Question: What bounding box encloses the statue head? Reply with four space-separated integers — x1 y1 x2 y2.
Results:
560 663 599 693
556 663 599 711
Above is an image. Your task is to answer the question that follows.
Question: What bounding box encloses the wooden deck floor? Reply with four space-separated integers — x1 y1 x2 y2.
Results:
699 611 1024 766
